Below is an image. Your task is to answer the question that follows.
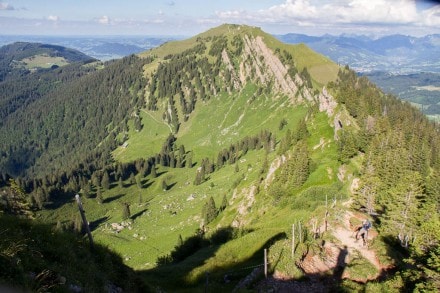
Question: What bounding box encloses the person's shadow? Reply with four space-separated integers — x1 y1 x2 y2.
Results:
333 245 348 282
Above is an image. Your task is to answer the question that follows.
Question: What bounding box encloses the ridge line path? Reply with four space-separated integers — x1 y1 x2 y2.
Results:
331 209 382 276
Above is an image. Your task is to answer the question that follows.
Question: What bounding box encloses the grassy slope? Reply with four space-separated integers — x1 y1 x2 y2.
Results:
38 25 354 290
17 54 69 69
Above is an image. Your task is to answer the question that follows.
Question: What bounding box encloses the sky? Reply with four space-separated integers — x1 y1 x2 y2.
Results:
0 0 440 37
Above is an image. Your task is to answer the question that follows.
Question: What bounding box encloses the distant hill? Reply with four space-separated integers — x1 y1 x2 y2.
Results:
0 36 179 61
277 33 440 74
0 42 95 82
91 42 144 55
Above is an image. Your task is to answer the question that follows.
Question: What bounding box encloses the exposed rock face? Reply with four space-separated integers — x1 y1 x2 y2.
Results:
318 87 337 116
224 34 316 104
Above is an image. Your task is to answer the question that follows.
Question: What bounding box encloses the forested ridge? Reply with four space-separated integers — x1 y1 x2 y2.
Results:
0 25 439 291
0 55 153 179
330 68 440 290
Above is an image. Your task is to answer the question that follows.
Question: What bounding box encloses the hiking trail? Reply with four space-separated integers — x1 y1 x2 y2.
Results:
331 210 382 276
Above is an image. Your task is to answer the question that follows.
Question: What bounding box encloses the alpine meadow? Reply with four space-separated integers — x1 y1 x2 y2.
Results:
0 24 439 292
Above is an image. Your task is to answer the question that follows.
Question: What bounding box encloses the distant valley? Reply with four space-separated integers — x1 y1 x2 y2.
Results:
277 33 440 74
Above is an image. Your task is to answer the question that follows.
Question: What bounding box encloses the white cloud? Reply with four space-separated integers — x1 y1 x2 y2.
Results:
97 15 110 25
214 0 440 34
421 4 440 26
0 2 14 10
47 15 60 22
261 0 423 25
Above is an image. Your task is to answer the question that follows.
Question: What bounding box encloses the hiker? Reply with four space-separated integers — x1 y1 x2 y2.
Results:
355 219 372 246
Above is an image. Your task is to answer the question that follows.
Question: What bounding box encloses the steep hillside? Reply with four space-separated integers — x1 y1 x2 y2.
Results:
0 24 439 292
0 55 151 178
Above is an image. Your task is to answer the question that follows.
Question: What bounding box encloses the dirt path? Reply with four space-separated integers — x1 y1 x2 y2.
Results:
331 211 382 274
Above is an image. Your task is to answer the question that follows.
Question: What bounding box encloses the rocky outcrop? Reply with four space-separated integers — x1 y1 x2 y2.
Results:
223 34 316 104
318 87 337 116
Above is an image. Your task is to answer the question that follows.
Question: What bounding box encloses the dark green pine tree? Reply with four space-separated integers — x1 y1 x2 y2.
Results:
381 171 423 247
83 181 91 198
219 194 228 212
337 129 358 163
194 164 205 186
151 165 157 178
134 116 142 131
101 172 110 190
129 172 136 185
1 179 33 218
278 129 292 155
293 117 309 143
122 203 131 220
284 140 310 189
136 174 142 189
96 188 103 204
204 196 218 224
354 162 381 215
187 152 193 168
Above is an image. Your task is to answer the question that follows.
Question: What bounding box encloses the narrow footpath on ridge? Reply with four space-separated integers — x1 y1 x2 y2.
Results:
331 210 383 277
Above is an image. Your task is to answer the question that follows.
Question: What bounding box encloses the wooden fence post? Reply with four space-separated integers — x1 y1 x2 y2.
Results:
264 249 268 278
291 223 295 258
325 194 329 232
75 194 94 249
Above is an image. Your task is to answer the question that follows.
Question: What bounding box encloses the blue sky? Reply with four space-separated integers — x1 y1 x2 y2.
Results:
1 0 439 36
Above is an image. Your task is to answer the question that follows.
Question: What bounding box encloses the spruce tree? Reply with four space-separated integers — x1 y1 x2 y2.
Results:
219 194 228 212
151 165 157 178
122 203 131 220
101 172 110 190
96 188 103 204
381 171 423 247
204 196 217 224
136 174 142 189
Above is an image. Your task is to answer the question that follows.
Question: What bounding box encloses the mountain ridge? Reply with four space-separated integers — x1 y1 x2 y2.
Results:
0 24 439 292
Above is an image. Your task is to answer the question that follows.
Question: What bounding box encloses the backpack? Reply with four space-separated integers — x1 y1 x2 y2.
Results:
363 220 372 230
